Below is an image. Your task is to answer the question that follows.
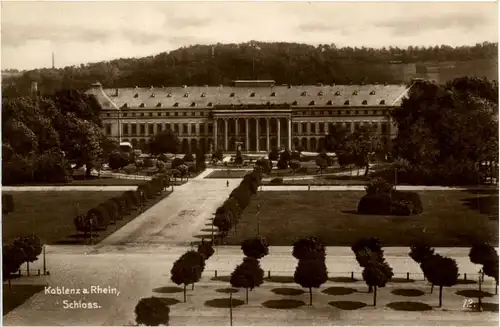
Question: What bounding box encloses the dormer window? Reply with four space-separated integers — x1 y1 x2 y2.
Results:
173 102 179 107
201 93 206 97
335 91 341 96
270 92 276 96
380 100 386 105
190 102 196 107
167 93 172 97
230 92 235 97
344 100 350 105
292 100 298 105
309 101 316 105
362 100 368 105
250 92 256 97
139 103 145 108
183 93 189 97
207 102 213 107
326 100 333 105
352 91 358 95
370 90 376 95
156 102 162 108
301 91 307 96
134 93 139 98
150 93 155 98
318 91 323 96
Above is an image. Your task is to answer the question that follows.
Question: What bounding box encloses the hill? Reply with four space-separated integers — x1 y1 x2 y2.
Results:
2 41 497 97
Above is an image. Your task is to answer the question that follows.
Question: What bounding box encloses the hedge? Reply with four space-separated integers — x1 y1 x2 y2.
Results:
391 191 423 214
357 193 392 215
120 193 134 213
110 196 127 217
102 199 120 223
270 177 283 184
87 205 111 230
124 190 141 208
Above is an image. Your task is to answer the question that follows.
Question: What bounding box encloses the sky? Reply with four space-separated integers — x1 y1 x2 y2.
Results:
1 1 498 70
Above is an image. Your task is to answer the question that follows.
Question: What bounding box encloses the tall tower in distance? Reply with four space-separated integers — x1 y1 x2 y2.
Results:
52 52 55 69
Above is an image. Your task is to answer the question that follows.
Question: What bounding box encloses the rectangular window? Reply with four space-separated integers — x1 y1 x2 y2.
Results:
175 112 178 117
200 124 205 134
157 112 162 116
166 112 170 117
149 113 153 117
174 124 179 133
123 124 129 135
106 113 110 117
183 124 188 134
183 112 187 116
105 123 112 135
319 123 324 134
191 124 196 134
311 123 316 134
123 113 128 117
345 122 351 131
148 124 154 135
131 124 137 135
140 124 146 135
191 112 196 116
156 123 162 132
208 123 213 134
301 123 307 133
293 123 298 134
140 113 144 117
381 123 388 134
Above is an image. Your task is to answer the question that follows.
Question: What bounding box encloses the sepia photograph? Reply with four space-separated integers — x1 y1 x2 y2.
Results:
1 0 499 326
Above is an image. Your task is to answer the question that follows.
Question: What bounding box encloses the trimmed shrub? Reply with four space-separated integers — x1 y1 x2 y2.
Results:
270 177 283 184
2 194 14 214
110 196 127 217
120 193 134 213
357 193 392 215
277 159 288 170
391 191 423 214
156 160 166 170
197 240 215 260
87 205 110 230
124 190 141 208
296 167 308 174
241 237 269 259
139 183 154 199
102 199 120 223
390 200 413 216
74 214 97 233
365 177 394 195
158 153 168 162
183 152 194 162
171 158 184 169
143 158 154 168
293 237 326 261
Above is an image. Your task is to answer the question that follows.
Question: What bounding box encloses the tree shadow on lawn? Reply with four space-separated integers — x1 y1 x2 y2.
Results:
157 297 181 306
3 284 46 315
461 195 499 217
329 277 359 283
216 288 239 294
205 298 245 308
262 299 305 309
455 290 493 298
153 286 183 294
200 228 215 233
463 189 499 195
211 276 231 282
193 234 214 239
54 233 101 245
322 287 357 296
386 301 433 311
271 288 305 296
391 289 425 297
265 276 295 283
329 301 367 310
455 279 477 285
482 303 499 312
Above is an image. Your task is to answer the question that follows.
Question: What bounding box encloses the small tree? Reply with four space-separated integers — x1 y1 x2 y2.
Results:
235 149 243 166
170 251 206 302
108 151 129 170
230 257 264 304
469 242 497 266
13 235 42 276
409 242 435 264
292 237 326 261
483 256 499 294
294 258 328 305
362 259 393 306
241 237 269 259
315 157 328 175
424 254 459 307
2 244 27 290
212 148 223 161
135 297 170 326
268 149 279 161
277 158 288 170
197 240 215 260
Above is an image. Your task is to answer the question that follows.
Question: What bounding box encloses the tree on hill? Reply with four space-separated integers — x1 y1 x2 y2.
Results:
362 258 393 306
423 254 459 307
294 257 328 305
241 237 269 259
148 130 180 156
230 257 264 304
170 251 206 302
134 297 170 326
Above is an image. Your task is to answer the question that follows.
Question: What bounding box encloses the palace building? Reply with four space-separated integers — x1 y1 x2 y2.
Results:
90 80 416 153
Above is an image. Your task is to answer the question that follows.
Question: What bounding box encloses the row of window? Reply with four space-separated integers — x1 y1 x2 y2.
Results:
104 108 387 118
105 121 389 136
133 90 379 99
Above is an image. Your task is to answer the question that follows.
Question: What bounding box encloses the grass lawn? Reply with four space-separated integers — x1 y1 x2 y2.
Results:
2 284 46 316
206 170 250 178
222 190 498 247
2 191 171 245
263 176 368 186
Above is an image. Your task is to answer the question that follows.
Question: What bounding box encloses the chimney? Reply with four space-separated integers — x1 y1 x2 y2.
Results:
115 88 119 97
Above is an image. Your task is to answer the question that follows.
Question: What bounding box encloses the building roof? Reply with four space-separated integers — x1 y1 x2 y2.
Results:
92 84 410 111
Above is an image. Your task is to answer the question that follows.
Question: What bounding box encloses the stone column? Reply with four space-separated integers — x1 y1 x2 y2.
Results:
187 122 192 136
256 118 260 152
277 118 281 149
245 118 249 152
196 122 200 135
213 119 218 150
224 118 228 151
288 118 292 150
235 118 239 148
307 122 311 134
266 118 270 151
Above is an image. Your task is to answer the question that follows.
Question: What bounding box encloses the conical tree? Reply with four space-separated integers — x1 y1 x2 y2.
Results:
197 240 215 260
362 258 393 306
424 254 459 308
170 251 206 302
292 237 326 261
294 257 328 305
409 242 435 264
230 257 264 304
135 297 170 326
241 236 269 259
